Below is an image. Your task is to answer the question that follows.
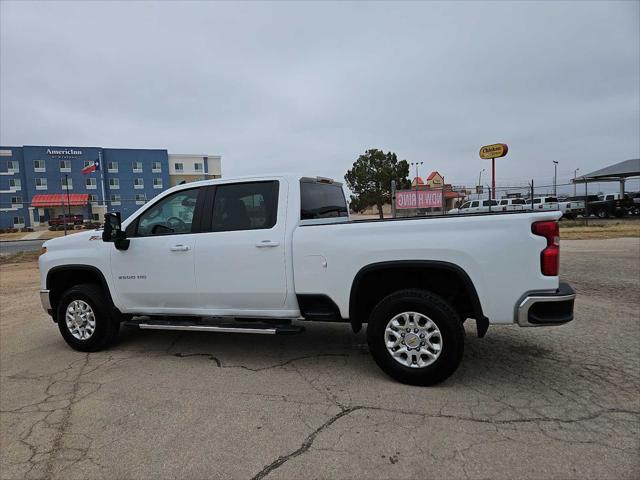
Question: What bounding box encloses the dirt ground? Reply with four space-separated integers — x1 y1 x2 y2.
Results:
0 238 638 479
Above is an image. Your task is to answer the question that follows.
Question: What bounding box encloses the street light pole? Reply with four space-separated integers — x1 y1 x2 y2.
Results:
573 168 580 197
410 161 423 215
553 161 559 196
478 168 485 194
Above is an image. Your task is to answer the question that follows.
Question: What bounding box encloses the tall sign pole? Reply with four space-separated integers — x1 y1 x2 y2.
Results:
479 143 508 199
98 150 106 208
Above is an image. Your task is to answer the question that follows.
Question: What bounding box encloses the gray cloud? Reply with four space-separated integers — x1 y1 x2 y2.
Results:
1 0 638 191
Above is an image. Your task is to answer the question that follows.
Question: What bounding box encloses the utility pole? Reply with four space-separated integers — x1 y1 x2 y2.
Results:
573 168 580 197
98 150 106 208
410 161 423 215
553 160 559 196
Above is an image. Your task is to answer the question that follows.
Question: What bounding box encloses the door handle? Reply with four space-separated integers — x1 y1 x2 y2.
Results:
170 244 190 252
255 240 280 248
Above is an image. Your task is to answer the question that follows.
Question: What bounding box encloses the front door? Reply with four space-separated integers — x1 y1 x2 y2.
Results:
193 180 288 315
110 187 203 313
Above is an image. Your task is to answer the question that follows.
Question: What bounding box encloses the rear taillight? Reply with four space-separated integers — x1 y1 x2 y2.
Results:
532 221 559 276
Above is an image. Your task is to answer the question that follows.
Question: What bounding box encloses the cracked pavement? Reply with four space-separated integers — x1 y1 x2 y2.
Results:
1 237 639 479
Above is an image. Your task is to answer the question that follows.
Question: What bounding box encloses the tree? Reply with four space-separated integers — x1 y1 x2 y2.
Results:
345 149 410 218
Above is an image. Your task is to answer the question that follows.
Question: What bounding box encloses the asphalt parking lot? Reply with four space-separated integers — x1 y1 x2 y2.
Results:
1 237 638 479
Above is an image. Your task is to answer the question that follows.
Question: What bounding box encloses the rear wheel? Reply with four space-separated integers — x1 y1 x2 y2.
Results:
596 208 608 219
366 289 464 386
56 284 120 352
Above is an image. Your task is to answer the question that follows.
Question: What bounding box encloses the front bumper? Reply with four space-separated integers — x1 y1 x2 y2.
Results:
40 290 51 313
517 282 575 327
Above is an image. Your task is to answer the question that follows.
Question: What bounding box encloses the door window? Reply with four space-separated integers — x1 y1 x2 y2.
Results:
136 188 200 236
459 202 470 209
211 181 278 232
471 201 479 208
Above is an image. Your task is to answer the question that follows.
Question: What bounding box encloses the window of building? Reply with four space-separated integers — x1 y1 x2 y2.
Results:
9 178 21 190
35 178 47 190
194 162 203 172
152 162 162 172
109 178 120 189
108 161 118 173
92 213 100 221
8 160 19 172
135 194 146 205
34 160 46 172
153 178 163 189
11 196 22 206
174 163 184 172
133 161 143 172
13 216 25 227
110 194 121 205
136 188 199 236
83 160 93 169
62 178 73 190
212 181 278 232
59 160 71 172
86 177 97 189
0 149 12 157
88 194 98 203
134 178 144 189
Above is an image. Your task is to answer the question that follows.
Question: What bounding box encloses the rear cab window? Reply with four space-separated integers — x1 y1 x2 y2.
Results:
211 181 279 232
300 178 348 223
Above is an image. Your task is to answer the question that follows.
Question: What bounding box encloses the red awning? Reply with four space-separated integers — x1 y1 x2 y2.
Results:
31 194 90 207
444 191 463 199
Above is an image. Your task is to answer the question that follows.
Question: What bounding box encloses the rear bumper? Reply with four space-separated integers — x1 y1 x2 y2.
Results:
516 282 575 327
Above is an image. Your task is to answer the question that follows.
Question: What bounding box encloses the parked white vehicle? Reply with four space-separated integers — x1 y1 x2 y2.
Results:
39 175 575 386
447 199 498 214
497 198 527 212
558 198 585 219
527 196 561 212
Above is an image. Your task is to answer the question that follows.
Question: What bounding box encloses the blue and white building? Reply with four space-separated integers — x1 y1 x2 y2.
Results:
0 145 221 229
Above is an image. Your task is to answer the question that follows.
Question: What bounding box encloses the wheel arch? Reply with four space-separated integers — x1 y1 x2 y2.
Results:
348 260 487 335
47 265 118 321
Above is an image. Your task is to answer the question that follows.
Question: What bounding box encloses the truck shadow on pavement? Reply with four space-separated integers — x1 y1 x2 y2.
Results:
113 320 562 386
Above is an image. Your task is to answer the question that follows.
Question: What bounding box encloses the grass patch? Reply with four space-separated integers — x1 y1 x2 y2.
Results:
560 222 640 239
0 250 41 265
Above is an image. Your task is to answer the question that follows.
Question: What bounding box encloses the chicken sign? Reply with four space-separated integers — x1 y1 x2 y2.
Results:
479 143 508 197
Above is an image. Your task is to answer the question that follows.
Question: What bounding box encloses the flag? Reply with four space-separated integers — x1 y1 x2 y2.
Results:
81 160 100 175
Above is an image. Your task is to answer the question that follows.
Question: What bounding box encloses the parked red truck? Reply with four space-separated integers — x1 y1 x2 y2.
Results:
48 214 84 227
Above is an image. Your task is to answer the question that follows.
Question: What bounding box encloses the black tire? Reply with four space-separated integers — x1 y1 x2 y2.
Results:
596 208 608 219
366 289 464 386
56 283 120 352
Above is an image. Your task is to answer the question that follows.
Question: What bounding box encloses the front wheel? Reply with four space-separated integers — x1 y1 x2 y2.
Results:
56 284 120 352
366 289 464 386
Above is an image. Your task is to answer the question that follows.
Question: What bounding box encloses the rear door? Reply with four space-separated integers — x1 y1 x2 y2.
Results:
193 180 288 314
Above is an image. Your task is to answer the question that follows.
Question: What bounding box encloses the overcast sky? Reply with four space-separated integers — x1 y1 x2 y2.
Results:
1 1 638 191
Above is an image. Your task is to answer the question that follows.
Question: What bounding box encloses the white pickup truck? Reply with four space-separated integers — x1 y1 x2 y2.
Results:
39 175 575 386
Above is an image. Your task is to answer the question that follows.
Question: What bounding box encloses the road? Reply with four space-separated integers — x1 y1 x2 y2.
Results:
0 240 46 255
1 238 638 479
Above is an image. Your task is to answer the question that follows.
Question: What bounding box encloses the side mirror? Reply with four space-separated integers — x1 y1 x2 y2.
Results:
102 212 130 250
